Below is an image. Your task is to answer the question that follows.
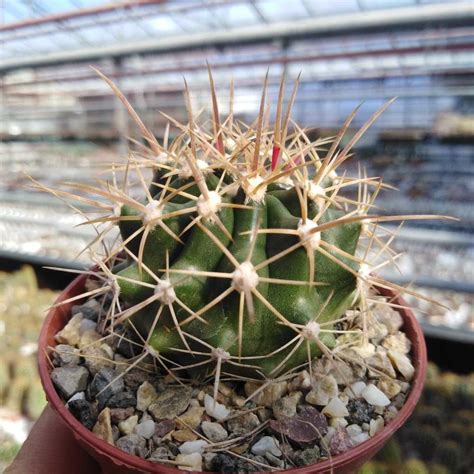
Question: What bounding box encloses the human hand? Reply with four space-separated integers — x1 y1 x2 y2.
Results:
5 404 100 474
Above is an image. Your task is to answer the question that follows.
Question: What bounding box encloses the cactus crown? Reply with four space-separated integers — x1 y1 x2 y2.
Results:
38 69 448 391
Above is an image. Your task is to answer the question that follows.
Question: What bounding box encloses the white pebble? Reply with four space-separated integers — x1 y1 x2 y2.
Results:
176 453 203 471
322 397 349 417
346 381 366 398
369 417 385 436
134 420 155 439
251 436 281 457
346 424 362 439
361 384 390 407
352 432 370 444
179 440 209 455
66 391 85 407
204 394 230 421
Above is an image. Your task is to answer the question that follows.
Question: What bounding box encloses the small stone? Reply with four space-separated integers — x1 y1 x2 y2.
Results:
269 405 328 444
149 446 173 461
110 407 135 424
66 391 85 406
149 386 192 421
388 350 415 381
322 397 349 418
362 422 370 431
68 399 96 430
377 378 402 399
177 406 205 430
306 375 338 406
89 368 124 408
107 392 136 409
179 440 209 455
71 302 99 321
362 384 390 407
373 304 403 334
79 318 97 335
251 436 281 457
330 417 348 428
369 416 384 436
93 407 114 445
227 411 260 436
172 429 198 442
244 381 288 408
257 408 272 422
136 381 157 412
353 342 376 358
79 329 101 348
55 314 83 346
293 447 320 466
116 434 147 456
123 369 150 392
346 424 362 439
135 420 156 439
383 332 411 354
312 357 358 385
202 452 217 471
51 366 89 399
82 344 114 375
352 432 370 444
204 394 230 421
384 406 398 423
347 399 375 424
367 350 396 378
367 319 388 343
288 370 312 392
154 419 175 437
118 415 138 435
265 452 285 468
345 381 366 398
176 453 202 471
201 421 228 442
273 395 298 420
210 454 237 472
328 426 353 455
54 344 80 366
112 425 120 443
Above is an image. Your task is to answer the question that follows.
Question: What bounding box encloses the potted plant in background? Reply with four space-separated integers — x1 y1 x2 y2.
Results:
35 69 447 473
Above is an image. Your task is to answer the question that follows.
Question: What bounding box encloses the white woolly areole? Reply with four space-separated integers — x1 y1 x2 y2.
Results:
231 261 259 292
358 263 371 280
297 219 321 250
142 200 162 226
307 182 327 201
197 191 222 221
108 277 120 295
302 321 321 341
179 158 209 179
212 347 231 361
154 279 176 305
156 152 170 164
113 204 122 218
243 175 266 203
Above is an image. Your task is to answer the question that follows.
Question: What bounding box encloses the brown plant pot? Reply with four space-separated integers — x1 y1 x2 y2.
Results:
38 272 427 473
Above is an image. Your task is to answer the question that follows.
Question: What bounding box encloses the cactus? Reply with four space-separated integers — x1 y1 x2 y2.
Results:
36 70 448 385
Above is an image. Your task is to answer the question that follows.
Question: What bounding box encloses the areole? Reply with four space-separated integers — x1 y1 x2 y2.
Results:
38 272 427 474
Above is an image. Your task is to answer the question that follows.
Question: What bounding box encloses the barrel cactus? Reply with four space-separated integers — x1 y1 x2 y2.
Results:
38 70 445 385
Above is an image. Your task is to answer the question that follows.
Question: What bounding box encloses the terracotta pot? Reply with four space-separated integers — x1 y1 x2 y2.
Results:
38 273 427 473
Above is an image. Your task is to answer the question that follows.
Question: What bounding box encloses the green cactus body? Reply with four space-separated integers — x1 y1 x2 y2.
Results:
113 161 361 378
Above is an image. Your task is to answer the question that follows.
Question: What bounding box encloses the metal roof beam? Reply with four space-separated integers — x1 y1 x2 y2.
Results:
0 1 473 73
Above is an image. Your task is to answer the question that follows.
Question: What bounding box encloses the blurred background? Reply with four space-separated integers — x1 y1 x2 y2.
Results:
0 0 473 472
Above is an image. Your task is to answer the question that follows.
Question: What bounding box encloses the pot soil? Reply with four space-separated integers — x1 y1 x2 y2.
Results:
38 273 426 474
